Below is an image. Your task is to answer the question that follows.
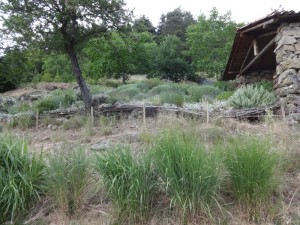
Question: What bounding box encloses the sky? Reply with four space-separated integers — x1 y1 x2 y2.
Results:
124 0 300 26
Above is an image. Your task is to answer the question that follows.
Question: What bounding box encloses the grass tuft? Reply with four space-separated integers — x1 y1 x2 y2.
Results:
95 147 156 222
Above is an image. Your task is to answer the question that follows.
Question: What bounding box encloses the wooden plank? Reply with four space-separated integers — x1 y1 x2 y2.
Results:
240 41 254 72
241 18 276 33
253 39 259 56
240 37 275 75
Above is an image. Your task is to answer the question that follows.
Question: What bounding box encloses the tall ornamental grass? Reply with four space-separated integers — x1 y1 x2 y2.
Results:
223 137 279 208
0 136 45 223
95 148 157 222
45 146 92 215
152 131 220 220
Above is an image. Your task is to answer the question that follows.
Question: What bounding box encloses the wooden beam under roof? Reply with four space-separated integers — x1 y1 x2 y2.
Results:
241 18 277 33
240 37 275 75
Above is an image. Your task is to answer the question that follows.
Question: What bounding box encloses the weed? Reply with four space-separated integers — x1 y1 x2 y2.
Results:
62 116 85 130
7 114 35 130
159 91 185 107
187 85 221 102
215 91 234 101
136 78 162 91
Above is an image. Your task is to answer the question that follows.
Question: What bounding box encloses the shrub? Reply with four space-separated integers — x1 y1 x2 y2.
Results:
215 91 234 101
152 131 220 219
45 146 92 215
187 85 221 102
256 80 273 92
7 114 35 130
109 84 141 102
148 84 185 96
95 148 156 222
62 116 85 130
136 78 162 91
228 85 275 108
223 137 278 211
34 96 63 112
0 136 45 223
214 80 235 91
159 91 184 107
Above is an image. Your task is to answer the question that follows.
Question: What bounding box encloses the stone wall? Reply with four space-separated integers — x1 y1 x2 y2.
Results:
274 22 300 113
234 70 274 86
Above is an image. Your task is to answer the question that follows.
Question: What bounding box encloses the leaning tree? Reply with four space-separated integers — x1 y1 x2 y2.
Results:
0 0 131 109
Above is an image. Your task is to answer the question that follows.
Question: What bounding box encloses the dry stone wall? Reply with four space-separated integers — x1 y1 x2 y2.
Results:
234 70 274 86
274 22 300 113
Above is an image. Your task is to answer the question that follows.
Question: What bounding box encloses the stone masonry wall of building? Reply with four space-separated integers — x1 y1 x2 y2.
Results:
274 22 300 113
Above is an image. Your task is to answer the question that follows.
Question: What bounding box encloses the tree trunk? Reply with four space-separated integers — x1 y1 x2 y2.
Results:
66 45 93 109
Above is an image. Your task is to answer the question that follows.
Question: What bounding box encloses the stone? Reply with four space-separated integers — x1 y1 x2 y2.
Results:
282 28 300 37
279 59 300 71
289 113 300 122
275 36 297 52
286 103 298 114
278 69 297 84
91 140 112 151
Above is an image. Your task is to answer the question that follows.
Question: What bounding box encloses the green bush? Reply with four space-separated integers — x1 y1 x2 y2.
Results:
215 91 234 101
45 146 92 215
34 96 64 112
152 131 220 219
223 137 278 208
159 91 185 107
109 85 142 102
95 148 156 222
148 84 185 96
0 136 45 223
228 85 275 108
256 80 273 92
187 85 221 102
8 114 35 130
214 80 235 91
62 116 85 130
136 78 162 91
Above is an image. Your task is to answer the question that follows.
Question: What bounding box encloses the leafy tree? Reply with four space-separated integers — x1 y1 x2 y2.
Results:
132 15 156 34
157 7 195 42
187 8 237 78
0 48 42 92
154 35 195 82
0 0 131 108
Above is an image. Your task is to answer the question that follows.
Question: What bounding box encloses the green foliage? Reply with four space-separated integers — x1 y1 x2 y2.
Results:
155 35 195 82
152 130 220 219
45 147 92 215
159 91 185 107
214 80 235 91
187 8 238 78
133 15 156 34
136 78 162 91
95 148 156 221
187 85 221 102
109 84 142 102
149 84 185 96
41 54 73 82
35 90 76 112
222 137 278 209
256 80 273 92
8 114 35 130
157 7 195 42
0 136 45 223
62 116 85 130
215 91 234 101
228 85 275 108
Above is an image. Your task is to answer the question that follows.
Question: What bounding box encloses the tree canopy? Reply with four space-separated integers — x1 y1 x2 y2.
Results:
187 8 237 78
0 0 131 108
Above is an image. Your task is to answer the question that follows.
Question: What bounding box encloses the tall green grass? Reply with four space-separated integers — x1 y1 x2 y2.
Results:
152 131 220 220
45 146 92 215
223 137 278 210
95 147 156 222
187 85 221 102
0 136 45 223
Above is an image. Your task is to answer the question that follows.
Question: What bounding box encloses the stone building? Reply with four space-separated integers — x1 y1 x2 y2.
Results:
222 11 300 113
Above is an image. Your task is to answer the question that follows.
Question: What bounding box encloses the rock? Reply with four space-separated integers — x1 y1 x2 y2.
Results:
0 96 17 113
52 125 58 130
93 94 108 106
282 28 300 37
288 113 300 122
19 90 47 102
278 69 297 84
275 36 297 52
91 140 112 151
48 124 52 129
279 59 300 70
